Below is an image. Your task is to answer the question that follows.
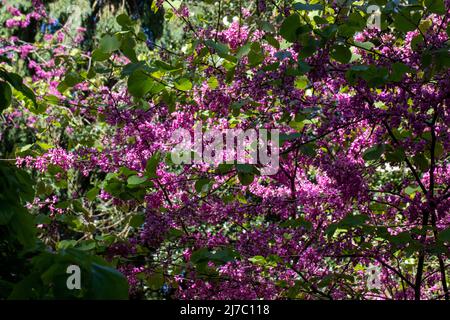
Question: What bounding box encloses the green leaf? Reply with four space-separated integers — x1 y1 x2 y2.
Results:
57 240 77 250
86 187 100 201
249 255 266 265
280 14 302 42
120 35 138 63
330 45 352 64
238 172 254 186
419 19 432 34
58 72 83 92
425 0 445 14
340 214 369 227
413 153 429 171
259 20 276 33
438 228 450 242
264 35 280 50
363 144 385 161
300 143 317 157
65 72 84 87
0 81 12 112
116 13 132 27
167 228 184 240
217 163 233 174
393 10 420 33
127 175 147 186
190 248 210 264
174 78 192 91
405 185 420 196
236 164 259 174
248 49 264 67
17 143 34 155
9 206 36 247
147 272 164 290
293 3 323 11
236 43 252 59
130 213 145 228
0 203 15 225
354 41 375 50
298 35 317 58
204 40 229 56
99 34 121 53
190 247 237 266
145 152 160 178
348 11 366 29
389 231 412 245
0 71 37 107
195 178 211 193
154 60 179 71
280 217 313 231
151 0 161 12
122 62 145 77
411 34 424 50
225 66 236 83
294 75 309 89
390 62 411 82
91 49 111 61
88 262 129 299
9 249 128 299
77 240 96 251
208 248 239 264
127 70 154 98
297 60 312 74
385 148 406 163
35 214 51 225
44 94 60 105
289 119 306 131
280 133 301 144
204 40 236 62
325 224 339 238
207 76 219 89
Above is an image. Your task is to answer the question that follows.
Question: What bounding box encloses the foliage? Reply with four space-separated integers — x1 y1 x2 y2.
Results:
0 0 449 300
